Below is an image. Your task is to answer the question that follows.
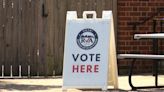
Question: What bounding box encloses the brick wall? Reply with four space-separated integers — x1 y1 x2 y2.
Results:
117 0 164 74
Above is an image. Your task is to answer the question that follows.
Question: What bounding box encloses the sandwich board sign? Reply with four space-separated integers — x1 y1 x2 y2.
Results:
62 11 118 90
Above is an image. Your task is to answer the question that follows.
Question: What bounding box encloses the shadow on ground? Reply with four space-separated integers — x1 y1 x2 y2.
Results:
80 88 164 92
0 81 61 91
81 89 126 92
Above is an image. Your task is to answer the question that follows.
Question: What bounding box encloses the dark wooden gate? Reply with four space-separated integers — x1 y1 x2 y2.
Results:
0 0 117 76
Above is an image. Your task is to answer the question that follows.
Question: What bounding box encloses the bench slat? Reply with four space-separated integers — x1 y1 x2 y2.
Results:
134 33 164 39
118 54 164 59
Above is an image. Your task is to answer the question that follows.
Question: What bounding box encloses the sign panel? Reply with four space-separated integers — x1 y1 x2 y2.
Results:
63 11 114 90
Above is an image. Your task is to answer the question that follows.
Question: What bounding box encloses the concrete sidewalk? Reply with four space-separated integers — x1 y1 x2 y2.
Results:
0 75 164 92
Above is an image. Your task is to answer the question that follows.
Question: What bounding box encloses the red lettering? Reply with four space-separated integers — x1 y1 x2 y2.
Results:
72 65 79 73
87 65 92 73
72 64 99 73
81 65 85 73
94 65 99 73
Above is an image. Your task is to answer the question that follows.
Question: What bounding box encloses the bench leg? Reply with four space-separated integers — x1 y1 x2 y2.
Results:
129 59 136 90
155 60 159 87
129 59 164 90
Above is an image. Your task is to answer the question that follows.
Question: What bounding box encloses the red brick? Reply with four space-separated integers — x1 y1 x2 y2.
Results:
139 7 150 11
119 27 133 30
138 27 149 30
141 2 147 6
117 0 164 74
118 12 126 16
130 12 141 16
119 42 126 45
118 22 126 26
148 2 158 6
139 46 148 50
133 7 138 11
139 0 150 2
141 12 147 16
130 2 141 6
159 3 164 6
118 16 132 21
119 46 133 50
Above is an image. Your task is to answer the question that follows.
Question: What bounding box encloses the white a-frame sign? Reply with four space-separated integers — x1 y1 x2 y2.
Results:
63 11 118 90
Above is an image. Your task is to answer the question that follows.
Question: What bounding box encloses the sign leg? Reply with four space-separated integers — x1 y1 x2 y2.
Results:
102 86 108 91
